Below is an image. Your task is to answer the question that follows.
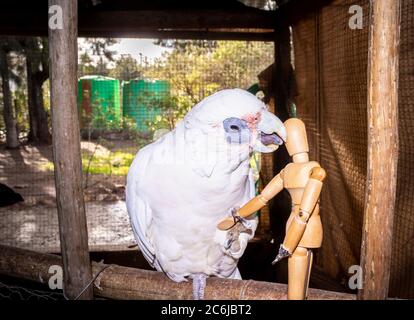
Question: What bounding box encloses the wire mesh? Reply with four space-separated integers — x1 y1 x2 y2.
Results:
0 38 275 253
292 0 414 298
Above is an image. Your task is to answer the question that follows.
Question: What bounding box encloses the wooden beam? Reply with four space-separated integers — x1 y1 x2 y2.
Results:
274 22 292 120
77 30 276 41
0 245 356 300
0 25 275 41
0 7 277 38
359 0 401 300
48 0 93 299
79 10 276 30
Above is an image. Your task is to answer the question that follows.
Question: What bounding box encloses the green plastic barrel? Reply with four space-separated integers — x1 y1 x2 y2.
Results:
122 79 170 132
78 75 121 129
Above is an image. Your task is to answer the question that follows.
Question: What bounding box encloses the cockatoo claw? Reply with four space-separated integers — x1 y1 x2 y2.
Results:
224 210 252 255
230 207 239 215
224 238 234 250
230 207 251 230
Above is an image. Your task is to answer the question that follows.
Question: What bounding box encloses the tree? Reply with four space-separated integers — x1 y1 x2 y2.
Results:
109 54 141 81
145 40 273 107
153 39 217 53
84 38 118 61
78 52 96 76
141 40 273 134
145 41 217 106
78 38 119 77
23 37 51 144
0 38 21 148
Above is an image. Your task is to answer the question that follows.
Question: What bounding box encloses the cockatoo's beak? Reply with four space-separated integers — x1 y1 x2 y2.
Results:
252 110 287 153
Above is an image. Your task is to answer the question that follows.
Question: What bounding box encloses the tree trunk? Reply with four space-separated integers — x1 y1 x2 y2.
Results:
0 52 19 149
26 49 51 144
26 57 38 142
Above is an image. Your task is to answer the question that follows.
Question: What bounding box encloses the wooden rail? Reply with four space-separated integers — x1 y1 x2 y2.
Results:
0 245 356 300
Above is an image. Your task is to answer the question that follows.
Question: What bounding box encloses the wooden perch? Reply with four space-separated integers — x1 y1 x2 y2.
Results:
0 245 355 300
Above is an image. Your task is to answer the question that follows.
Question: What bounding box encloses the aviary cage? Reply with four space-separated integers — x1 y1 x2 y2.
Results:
0 0 412 300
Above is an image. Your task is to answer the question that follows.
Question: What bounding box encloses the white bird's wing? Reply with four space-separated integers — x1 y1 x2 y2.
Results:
126 146 157 268
126 140 187 282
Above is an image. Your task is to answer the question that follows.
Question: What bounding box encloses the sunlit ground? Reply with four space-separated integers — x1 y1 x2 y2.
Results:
0 140 138 252
39 141 138 176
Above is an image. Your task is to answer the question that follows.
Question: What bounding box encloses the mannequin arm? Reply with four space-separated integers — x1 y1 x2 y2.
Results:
273 167 326 263
217 171 285 230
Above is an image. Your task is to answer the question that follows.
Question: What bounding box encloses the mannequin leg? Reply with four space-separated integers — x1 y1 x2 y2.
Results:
287 246 313 300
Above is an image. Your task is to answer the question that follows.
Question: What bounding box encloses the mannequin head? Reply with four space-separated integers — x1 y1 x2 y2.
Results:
284 118 309 163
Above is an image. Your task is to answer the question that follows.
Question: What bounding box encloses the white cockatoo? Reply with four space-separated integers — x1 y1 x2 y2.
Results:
126 89 286 299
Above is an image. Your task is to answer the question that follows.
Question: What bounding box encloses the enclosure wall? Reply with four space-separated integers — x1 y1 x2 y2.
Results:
290 0 413 298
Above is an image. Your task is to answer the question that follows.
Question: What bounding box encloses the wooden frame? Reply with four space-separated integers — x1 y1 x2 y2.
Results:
0 0 402 300
48 0 93 299
0 245 355 300
0 3 277 41
359 0 401 300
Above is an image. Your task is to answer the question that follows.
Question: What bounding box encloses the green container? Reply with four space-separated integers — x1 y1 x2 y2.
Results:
122 79 170 132
78 75 121 129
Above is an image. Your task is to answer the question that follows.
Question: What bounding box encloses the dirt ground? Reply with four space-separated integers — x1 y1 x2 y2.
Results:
0 140 138 252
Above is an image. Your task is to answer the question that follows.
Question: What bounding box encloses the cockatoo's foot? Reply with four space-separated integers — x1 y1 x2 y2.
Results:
224 210 253 251
217 207 254 231
230 207 253 229
192 273 207 300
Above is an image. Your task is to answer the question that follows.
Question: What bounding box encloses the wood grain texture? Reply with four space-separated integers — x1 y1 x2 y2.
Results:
359 0 401 300
48 0 92 299
0 245 356 300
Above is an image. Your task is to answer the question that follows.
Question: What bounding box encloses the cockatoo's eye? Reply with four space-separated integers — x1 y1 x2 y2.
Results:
223 117 250 144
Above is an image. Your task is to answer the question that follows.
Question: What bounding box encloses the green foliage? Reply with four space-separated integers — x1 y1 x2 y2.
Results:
13 88 29 134
142 40 274 134
109 54 142 81
154 39 218 52
77 39 273 140
91 99 120 130
120 115 139 132
137 90 191 133
80 97 121 131
145 40 273 103
78 38 119 76
83 38 118 60
78 52 97 76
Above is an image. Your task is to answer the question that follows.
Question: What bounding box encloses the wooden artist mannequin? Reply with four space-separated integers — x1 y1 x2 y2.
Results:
218 118 326 300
